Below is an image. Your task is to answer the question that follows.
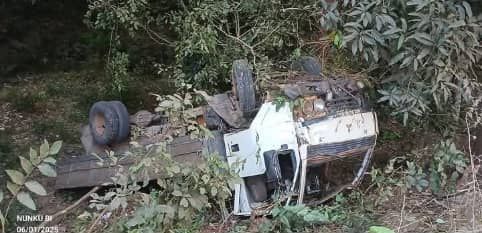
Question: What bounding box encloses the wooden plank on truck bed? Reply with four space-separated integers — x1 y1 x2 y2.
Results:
55 133 224 189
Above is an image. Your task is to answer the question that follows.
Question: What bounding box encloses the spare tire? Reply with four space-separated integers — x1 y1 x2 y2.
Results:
232 60 256 115
89 101 119 145
108 101 130 143
291 56 322 75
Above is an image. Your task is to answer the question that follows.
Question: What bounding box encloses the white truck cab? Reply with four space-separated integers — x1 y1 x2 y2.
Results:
225 99 378 215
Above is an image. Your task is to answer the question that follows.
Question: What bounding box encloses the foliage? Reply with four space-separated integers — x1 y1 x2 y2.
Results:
85 0 322 90
429 139 467 193
404 161 429 192
370 139 467 195
152 91 211 139
90 141 238 233
379 129 401 143
85 0 146 96
369 226 395 233
258 193 375 233
272 94 305 112
108 50 130 96
84 0 149 36
259 205 328 233
320 0 482 125
368 163 404 205
0 140 62 233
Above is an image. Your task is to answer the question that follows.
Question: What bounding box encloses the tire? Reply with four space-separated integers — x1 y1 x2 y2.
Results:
89 101 119 145
232 60 256 115
292 56 322 75
108 101 130 143
245 175 268 202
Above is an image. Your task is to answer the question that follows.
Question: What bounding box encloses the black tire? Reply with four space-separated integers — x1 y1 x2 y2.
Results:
108 101 130 143
232 60 256 115
292 56 322 75
245 175 268 202
89 101 119 145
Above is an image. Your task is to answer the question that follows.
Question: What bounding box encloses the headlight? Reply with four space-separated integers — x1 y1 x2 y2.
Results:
313 99 325 112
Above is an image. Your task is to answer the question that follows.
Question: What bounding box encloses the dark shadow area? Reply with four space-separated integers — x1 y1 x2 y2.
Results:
0 0 105 80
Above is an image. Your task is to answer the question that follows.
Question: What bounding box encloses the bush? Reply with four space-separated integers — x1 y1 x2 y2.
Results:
85 0 322 90
0 141 62 233
89 145 239 233
85 0 481 125
320 0 481 125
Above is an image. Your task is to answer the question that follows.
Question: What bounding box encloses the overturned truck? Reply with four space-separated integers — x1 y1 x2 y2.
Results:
56 57 378 215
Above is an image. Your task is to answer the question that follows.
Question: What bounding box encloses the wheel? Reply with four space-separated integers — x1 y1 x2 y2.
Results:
245 175 268 202
291 56 322 75
108 101 130 143
89 101 119 145
232 59 256 115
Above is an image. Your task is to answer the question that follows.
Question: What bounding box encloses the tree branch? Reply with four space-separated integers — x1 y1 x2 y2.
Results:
39 186 101 228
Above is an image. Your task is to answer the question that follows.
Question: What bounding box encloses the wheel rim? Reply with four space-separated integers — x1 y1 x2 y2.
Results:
94 113 106 136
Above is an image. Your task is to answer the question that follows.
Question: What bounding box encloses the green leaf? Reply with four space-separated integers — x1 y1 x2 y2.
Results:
172 190 183 197
7 181 20 195
38 163 57 177
180 198 189 207
334 31 342 48
126 214 145 227
6 170 25 185
435 218 446 224
211 187 218 196
409 32 433 46
369 226 395 233
29 148 40 165
0 191 3 203
382 27 401 36
351 40 358 55
39 140 50 158
280 215 290 228
43 157 56 165
25 181 47 196
49 141 62 155
389 52 405 65
462 1 473 18
0 210 5 233
17 192 36 211
397 35 405 50
449 20 466 28
19 156 33 174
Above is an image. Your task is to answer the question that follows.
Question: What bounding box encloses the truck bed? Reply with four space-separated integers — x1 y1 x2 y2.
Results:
55 132 226 189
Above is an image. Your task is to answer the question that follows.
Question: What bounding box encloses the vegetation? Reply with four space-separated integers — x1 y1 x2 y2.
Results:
88 145 238 233
0 140 62 233
0 0 480 232
322 0 481 124
82 0 482 125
